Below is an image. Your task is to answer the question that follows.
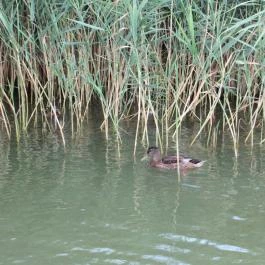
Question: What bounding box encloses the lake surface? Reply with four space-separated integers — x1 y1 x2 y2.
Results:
0 116 265 265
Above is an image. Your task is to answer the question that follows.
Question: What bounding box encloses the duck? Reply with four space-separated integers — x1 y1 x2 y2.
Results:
146 146 205 169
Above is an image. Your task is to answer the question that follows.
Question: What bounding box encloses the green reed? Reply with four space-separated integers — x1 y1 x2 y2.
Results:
0 0 264 153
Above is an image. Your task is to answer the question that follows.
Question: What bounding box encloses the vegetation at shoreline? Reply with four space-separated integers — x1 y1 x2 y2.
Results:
0 0 264 154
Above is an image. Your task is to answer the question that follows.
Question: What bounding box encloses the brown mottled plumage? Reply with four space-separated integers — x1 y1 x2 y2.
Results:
147 146 205 169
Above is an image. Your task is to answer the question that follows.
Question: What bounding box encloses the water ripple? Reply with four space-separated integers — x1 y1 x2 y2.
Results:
142 255 190 265
89 248 115 255
71 246 115 255
105 259 127 264
160 233 252 254
71 247 90 252
55 253 69 257
155 244 191 254
232 216 247 221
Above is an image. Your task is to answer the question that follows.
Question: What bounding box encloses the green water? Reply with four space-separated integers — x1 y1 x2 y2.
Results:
0 118 265 265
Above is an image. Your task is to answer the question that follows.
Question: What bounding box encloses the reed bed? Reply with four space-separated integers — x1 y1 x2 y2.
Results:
0 0 264 154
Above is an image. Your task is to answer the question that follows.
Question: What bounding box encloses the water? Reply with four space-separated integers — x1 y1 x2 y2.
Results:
0 117 265 265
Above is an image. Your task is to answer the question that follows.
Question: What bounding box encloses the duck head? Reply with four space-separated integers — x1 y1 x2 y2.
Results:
147 146 161 163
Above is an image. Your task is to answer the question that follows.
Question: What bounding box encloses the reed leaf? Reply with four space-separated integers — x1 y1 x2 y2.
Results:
0 0 264 151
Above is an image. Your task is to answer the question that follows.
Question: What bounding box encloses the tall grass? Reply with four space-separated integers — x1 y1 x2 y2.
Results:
0 0 264 154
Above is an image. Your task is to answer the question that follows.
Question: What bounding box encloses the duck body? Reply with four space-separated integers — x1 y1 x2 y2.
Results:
147 146 205 169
